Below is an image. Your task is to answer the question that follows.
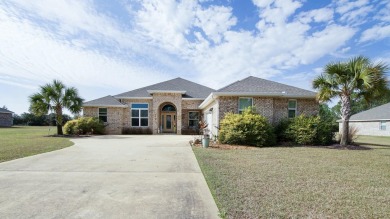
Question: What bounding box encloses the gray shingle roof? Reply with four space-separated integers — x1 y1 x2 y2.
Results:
0 108 13 113
217 76 316 97
350 102 390 121
83 95 126 107
115 77 215 99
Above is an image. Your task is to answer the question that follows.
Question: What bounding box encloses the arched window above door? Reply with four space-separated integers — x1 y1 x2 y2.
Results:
162 104 176 112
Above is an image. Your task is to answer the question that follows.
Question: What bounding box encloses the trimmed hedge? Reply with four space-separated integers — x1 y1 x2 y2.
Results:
64 117 105 135
218 108 276 147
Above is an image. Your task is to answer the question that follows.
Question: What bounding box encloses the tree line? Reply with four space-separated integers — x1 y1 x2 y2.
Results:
13 113 73 126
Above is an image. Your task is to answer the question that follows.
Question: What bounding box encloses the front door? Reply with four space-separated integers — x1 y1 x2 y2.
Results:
161 113 176 133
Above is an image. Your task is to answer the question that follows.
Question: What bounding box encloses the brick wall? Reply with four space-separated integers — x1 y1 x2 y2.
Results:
218 97 319 124
218 96 238 121
121 99 153 129
253 97 274 122
182 100 203 129
0 113 13 127
83 107 125 134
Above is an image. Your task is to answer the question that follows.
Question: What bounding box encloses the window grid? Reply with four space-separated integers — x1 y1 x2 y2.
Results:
288 100 297 118
98 108 107 123
188 111 200 129
380 121 386 131
131 103 149 127
238 97 253 114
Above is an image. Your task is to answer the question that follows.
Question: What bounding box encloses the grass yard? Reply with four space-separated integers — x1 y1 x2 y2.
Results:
193 138 390 218
0 126 73 162
355 135 390 146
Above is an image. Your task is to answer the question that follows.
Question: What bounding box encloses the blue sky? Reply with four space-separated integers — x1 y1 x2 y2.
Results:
0 0 389 115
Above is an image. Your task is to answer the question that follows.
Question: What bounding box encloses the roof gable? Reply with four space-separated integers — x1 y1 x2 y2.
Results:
83 95 126 107
217 76 316 97
350 102 390 121
0 108 13 113
115 77 215 99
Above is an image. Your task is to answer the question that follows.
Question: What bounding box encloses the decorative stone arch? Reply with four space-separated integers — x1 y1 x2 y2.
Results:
152 93 182 134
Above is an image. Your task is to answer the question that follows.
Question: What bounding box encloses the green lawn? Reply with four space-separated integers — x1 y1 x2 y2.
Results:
0 126 74 162
193 137 390 218
355 135 390 146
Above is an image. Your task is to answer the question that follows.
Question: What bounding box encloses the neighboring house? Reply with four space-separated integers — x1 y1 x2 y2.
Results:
83 76 318 135
0 108 14 127
339 102 390 136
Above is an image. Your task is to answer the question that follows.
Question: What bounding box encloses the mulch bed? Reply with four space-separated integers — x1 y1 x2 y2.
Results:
192 143 255 150
320 144 372 150
45 135 92 138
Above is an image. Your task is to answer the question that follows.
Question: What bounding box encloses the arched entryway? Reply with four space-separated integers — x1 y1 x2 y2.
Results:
160 103 177 133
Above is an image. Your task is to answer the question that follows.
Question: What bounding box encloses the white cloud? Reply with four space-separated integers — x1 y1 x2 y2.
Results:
135 0 198 53
335 0 369 14
254 0 303 29
0 0 371 100
293 25 356 64
298 8 334 23
360 25 390 43
195 5 237 44
375 1 390 22
0 4 167 91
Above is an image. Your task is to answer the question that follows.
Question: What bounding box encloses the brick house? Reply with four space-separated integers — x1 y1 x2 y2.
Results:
0 108 14 127
83 76 318 135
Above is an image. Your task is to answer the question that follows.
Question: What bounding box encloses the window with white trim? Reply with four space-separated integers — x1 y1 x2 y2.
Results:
188 111 200 128
131 103 148 127
239 97 253 114
98 108 107 122
380 121 386 130
288 100 297 118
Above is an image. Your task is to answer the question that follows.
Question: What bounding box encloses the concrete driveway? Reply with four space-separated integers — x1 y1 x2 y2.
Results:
0 135 219 219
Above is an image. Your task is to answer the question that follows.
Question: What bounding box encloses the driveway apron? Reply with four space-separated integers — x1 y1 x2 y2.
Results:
0 135 219 219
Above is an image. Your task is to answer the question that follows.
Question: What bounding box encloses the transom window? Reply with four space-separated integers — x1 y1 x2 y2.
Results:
98 108 107 122
380 121 386 131
288 100 297 118
239 97 253 113
188 112 200 128
162 104 176 112
131 103 148 127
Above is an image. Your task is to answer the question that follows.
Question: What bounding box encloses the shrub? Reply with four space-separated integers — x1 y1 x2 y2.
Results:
122 127 152 135
218 108 276 147
63 120 79 135
274 118 290 142
285 115 319 145
63 117 105 135
279 115 334 145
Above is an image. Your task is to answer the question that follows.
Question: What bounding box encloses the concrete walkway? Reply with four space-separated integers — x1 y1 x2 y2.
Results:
0 135 219 219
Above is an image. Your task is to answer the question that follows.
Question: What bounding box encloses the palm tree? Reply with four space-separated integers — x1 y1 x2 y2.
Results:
313 56 388 146
29 80 84 135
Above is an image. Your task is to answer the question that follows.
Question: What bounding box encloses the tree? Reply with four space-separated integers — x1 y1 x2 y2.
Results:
29 80 84 135
313 56 389 146
332 88 390 117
